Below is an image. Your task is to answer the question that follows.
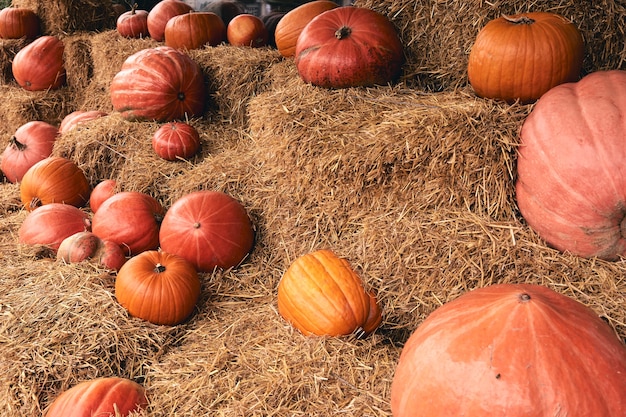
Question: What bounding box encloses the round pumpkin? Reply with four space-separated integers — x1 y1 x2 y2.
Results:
295 6 404 89
115 249 201 325
1 121 58 183
159 190 254 271
277 249 381 337
91 191 165 256
146 0 193 41
516 70 626 260
152 121 201 160
110 46 206 122
0 7 40 39
18 203 91 252
164 11 226 50
12 35 66 91
89 179 118 213
117 4 149 38
20 156 90 211
227 13 268 47
274 0 338 57
59 110 107 135
468 12 584 104
390 283 626 416
45 376 148 417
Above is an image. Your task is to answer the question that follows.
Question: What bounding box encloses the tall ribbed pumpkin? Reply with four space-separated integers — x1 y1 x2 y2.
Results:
468 12 583 103
390 283 626 417
110 46 206 122
516 70 626 260
277 249 382 337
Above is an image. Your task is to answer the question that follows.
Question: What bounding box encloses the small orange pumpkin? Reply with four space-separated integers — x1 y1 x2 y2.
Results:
277 249 382 337
115 250 201 325
151 121 201 161
164 11 226 50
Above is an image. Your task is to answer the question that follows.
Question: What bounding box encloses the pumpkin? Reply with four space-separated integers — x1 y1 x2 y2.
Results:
20 156 90 211
295 6 404 89
110 46 206 122
59 110 107 135
199 0 245 26
91 191 165 256
227 13 268 47
515 70 626 260
57 231 126 270
0 7 40 39
467 12 584 104
152 122 201 160
390 283 626 417
18 203 91 252
1 121 58 183
164 11 226 50
89 179 118 213
277 249 382 337
45 376 148 417
159 190 254 271
261 11 285 48
146 0 193 41
274 0 338 57
12 35 66 91
117 3 149 38
115 249 201 325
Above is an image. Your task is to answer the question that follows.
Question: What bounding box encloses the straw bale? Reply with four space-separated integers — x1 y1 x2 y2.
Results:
61 32 95 107
11 0 117 35
0 38 28 86
353 0 626 91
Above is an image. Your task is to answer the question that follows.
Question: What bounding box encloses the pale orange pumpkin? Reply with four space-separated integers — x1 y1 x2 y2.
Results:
18 203 91 252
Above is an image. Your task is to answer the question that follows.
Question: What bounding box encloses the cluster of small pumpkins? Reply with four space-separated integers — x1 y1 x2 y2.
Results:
2 1 626 416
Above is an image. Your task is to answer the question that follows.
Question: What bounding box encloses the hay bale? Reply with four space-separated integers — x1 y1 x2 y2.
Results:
354 0 626 91
11 0 117 35
0 39 28 86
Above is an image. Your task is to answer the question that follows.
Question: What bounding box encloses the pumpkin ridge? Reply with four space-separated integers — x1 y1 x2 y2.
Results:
278 279 328 335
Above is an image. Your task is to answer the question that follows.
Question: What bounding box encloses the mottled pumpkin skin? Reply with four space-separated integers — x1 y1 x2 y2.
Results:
516 70 626 260
468 12 584 104
391 283 626 417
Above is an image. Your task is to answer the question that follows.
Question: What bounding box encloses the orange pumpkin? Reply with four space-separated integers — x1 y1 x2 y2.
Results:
151 122 201 161
20 156 90 211
277 249 382 337
164 11 226 50
115 250 201 325
12 35 65 91
146 0 193 42
390 283 626 416
116 3 149 39
274 0 338 57
1 121 58 183
89 179 117 213
18 203 91 252
0 7 40 39
467 12 584 103
227 13 268 47
45 376 148 417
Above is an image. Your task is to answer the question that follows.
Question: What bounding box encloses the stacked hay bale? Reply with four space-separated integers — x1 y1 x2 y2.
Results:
0 0 624 415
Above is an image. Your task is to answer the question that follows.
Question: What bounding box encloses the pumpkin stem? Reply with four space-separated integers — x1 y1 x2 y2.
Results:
502 14 535 25
154 263 166 273
9 135 26 151
193 222 201 229
177 92 186 102
335 26 352 40
519 293 531 302
130 3 138 14
29 197 42 210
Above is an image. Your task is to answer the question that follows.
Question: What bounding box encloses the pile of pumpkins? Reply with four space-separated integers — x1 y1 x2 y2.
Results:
1 1 625 416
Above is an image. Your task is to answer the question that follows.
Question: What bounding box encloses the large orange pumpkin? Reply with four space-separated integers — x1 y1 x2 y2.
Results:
1 121 58 183
295 6 404 89
45 376 148 417
277 249 382 337
164 11 226 50
115 250 201 325
516 70 626 260
110 46 206 122
159 190 254 271
20 156 90 211
0 7 40 39
274 0 338 57
390 283 626 416
12 35 65 91
467 12 583 104
18 203 91 252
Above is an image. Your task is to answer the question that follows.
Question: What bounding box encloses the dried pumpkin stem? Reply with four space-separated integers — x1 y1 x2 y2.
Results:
335 26 352 40
154 263 166 273
9 136 26 151
519 293 532 302
502 14 535 25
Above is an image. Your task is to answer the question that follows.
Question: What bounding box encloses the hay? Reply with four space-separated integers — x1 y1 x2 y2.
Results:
353 0 626 91
0 39 28 86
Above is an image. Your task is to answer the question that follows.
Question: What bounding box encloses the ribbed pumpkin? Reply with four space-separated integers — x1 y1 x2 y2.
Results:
18 203 91 252
390 283 626 417
516 70 626 260
295 6 404 89
0 7 40 39
467 12 584 104
91 191 165 256
116 3 149 39
115 250 201 325
164 11 226 50
151 122 201 161
20 156 90 211
277 249 382 337
12 35 65 91
159 190 254 272
1 121 58 183
146 0 193 41
274 0 338 57
45 377 148 417
110 46 206 122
